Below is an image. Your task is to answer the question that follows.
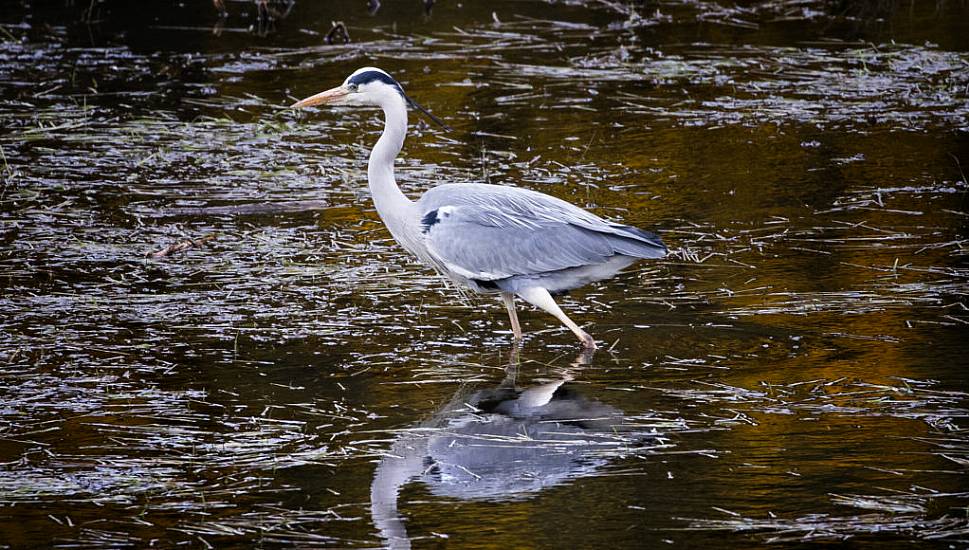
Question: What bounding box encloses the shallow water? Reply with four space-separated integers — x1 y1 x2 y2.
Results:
1 0 968 547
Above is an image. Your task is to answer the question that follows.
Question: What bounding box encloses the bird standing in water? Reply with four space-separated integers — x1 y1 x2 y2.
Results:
291 67 666 349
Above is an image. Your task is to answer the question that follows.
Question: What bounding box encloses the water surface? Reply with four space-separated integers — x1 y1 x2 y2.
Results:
1 1 968 547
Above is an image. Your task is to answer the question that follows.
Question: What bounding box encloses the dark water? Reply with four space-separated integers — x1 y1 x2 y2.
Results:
1 0 968 547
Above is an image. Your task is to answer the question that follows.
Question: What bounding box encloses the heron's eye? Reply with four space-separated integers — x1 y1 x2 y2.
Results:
348 83 359 93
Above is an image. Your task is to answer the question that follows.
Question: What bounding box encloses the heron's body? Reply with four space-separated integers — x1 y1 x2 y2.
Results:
293 67 667 348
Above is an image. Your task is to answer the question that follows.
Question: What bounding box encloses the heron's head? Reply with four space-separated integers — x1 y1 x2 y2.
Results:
291 67 401 108
291 67 451 130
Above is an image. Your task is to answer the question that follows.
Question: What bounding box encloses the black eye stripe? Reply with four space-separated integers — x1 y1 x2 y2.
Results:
348 71 403 94
341 69 449 130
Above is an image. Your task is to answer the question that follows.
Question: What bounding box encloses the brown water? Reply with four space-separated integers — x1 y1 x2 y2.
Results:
1 1 968 548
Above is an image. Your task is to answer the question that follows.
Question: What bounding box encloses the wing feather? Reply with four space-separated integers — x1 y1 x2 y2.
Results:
418 183 666 281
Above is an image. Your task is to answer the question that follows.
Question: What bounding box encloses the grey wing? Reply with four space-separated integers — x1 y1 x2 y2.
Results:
418 184 666 282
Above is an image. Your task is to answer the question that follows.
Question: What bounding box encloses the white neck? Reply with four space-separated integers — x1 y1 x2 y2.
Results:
367 97 417 248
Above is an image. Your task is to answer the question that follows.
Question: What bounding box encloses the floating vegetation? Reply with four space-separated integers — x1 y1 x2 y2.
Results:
566 43 969 130
680 510 969 544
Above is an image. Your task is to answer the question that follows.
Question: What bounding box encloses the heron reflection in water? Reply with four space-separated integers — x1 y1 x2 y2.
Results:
369 351 663 549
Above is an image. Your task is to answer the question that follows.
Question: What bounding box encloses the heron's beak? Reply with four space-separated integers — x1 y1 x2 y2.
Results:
290 86 348 109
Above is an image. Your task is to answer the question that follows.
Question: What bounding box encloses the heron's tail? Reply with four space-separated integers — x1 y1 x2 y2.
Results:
605 224 668 259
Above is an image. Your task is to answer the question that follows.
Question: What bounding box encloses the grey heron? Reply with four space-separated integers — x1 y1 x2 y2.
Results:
291 67 667 349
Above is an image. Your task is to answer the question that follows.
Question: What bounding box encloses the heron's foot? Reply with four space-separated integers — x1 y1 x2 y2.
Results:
578 331 597 350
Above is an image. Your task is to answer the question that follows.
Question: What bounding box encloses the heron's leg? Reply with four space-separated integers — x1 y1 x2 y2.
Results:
516 287 596 350
501 292 522 341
